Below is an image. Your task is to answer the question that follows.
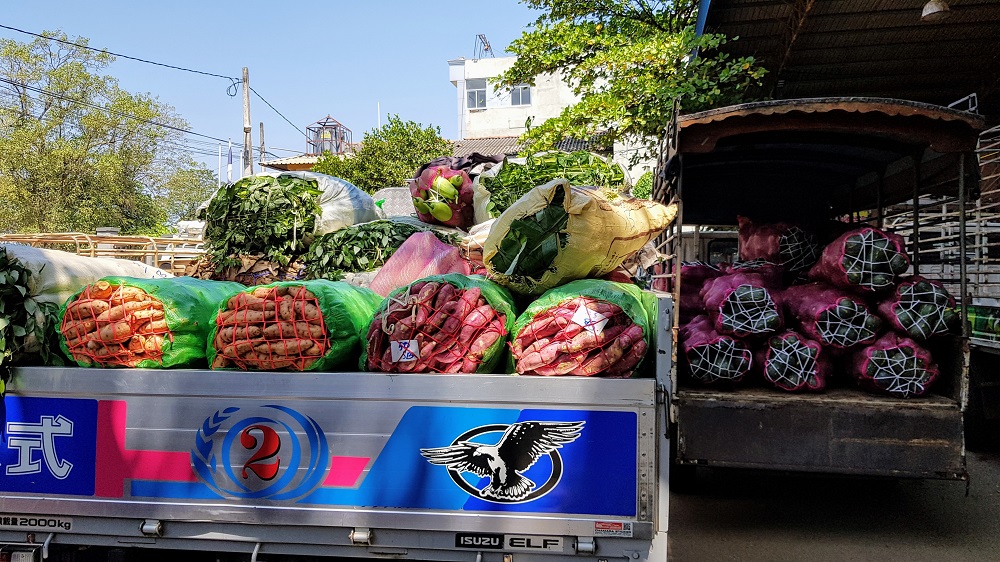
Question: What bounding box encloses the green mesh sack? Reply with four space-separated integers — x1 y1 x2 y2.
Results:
59 276 244 369
208 279 382 371
362 273 517 374
510 280 657 378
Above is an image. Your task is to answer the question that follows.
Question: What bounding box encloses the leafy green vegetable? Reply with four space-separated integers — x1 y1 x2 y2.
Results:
1 246 65 391
204 175 323 271
482 151 627 215
489 188 570 282
304 221 459 280
633 170 653 199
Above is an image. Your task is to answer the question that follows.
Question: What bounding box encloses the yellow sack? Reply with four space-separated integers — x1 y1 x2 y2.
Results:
483 179 678 295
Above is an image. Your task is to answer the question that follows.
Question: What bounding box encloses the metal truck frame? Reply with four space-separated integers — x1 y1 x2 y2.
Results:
653 97 986 480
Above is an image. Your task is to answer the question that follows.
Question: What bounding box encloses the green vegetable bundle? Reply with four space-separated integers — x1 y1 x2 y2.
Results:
480 151 627 215
304 220 458 280
204 175 323 270
1 247 63 390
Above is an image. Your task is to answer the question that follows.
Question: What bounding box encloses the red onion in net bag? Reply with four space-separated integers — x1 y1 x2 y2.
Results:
679 261 723 322
679 315 753 385
720 260 785 288
877 276 960 341
850 332 939 398
809 226 910 292
737 216 821 275
783 282 882 349
701 271 783 338
755 331 831 392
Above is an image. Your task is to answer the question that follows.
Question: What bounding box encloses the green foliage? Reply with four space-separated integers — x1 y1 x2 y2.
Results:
157 161 219 227
204 175 323 270
482 150 627 214
0 31 197 235
313 115 453 193
491 188 569 279
633 170 654 199
304 220 459 280
0 247 64 390
495 0 765 162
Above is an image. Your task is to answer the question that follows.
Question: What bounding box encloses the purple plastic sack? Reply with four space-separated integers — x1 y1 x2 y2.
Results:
782 282 881 349
720 259 785 288
701 272 783 338
679 315 753 385
850 332 939 398
878 276 959 341
755 330 831 392
738 216 821 275
809 226 910 292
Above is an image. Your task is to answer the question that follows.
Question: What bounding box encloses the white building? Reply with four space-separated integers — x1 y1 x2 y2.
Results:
448 56 579 142
447 55 653 184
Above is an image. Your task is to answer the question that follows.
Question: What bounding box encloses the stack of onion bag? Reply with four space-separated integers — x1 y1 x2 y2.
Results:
363 274 516 374
59 277 243 368
208 280 382 371
483 179 676 296
510 280 657 378
738 216 822 281
808 225 946 397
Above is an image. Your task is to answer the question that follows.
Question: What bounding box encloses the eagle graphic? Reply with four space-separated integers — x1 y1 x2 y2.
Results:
420 421 584 501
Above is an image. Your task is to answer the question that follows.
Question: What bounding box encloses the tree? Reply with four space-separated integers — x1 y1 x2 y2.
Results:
0 31 189 235
495 0 765 162
313 115 453 193
156 161 218 226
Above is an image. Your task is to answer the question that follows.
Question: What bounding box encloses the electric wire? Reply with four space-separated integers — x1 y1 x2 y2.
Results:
0 23 308 139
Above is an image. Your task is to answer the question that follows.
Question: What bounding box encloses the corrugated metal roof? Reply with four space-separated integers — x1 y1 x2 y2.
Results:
452 136 523 158
259 155 320 171
700 0 1000 117
452 133 613 158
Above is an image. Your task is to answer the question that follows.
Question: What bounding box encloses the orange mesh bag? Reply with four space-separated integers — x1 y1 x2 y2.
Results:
59 277 243 368
208 280 381 371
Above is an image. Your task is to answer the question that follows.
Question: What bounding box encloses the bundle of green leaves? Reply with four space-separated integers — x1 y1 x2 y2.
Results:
204 175 323 270
0 247 64 390
304 221 459 280
483 151 626 214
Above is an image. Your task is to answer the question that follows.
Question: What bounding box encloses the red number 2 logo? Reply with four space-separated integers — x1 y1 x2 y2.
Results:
240 425 281 480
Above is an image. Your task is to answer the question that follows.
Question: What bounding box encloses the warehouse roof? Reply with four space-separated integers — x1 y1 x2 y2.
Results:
696 0 1000 117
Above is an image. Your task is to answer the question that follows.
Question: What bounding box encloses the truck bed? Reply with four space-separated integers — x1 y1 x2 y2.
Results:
1 367 667 561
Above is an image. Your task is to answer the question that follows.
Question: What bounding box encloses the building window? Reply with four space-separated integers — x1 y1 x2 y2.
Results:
467 79 487 109
511 84 531 106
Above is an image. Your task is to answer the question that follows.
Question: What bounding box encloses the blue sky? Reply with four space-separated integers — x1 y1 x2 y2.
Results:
1 1 537 172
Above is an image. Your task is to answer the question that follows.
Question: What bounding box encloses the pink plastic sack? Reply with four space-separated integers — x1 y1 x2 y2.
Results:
410 166 475 230
679 315 753 385
369 232 471 297
738 216 821 275
809 226 910 292
755 331 830 393
701 272 783 338
877 276 959 341
850 332 939 398
720 260 785 288
783 282 881 349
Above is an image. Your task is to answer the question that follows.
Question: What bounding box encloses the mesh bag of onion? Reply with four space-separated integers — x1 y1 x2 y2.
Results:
755 331 830 392
809 226 910 292
701 271 784 338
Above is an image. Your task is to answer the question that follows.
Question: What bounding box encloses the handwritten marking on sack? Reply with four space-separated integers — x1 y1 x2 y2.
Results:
571 306 609 335
390 339 420 362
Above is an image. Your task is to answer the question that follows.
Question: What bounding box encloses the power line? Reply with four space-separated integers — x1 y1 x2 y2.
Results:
0 76 233 144
0 23 308 139
0 23 238 82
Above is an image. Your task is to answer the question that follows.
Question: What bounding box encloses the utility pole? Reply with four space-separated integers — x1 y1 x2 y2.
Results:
259 122 266 169
242 67 253 177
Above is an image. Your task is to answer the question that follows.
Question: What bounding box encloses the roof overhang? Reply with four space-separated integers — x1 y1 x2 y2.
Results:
697 0 1000 118
674 97 987 224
